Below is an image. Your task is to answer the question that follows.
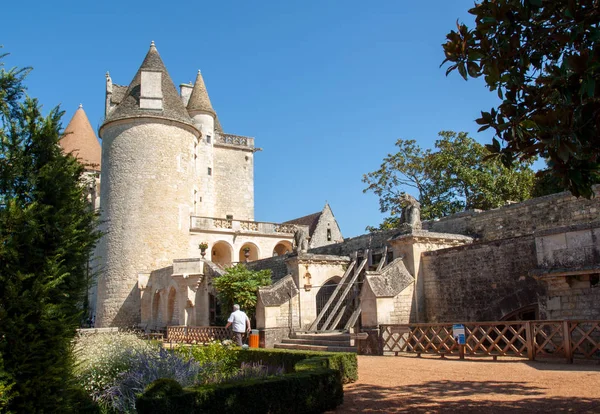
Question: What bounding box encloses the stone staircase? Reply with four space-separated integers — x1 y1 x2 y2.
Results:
273 332 357 352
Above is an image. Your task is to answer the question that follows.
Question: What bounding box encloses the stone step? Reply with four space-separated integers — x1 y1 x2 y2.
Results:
292 333 352 342
281 338 353 347
274 343 357 353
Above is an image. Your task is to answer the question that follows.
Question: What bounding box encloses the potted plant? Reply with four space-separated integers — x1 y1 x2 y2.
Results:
199 242 209 258
242 246 251 261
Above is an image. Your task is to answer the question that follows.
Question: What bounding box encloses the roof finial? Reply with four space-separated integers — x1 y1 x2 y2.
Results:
79 103 83 109
150 40 156 48
198 69 201 74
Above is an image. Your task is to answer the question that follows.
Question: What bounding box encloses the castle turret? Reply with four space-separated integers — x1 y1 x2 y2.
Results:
95 42 200 327
187 71 216 217
60 105 102 319
60 104 102 172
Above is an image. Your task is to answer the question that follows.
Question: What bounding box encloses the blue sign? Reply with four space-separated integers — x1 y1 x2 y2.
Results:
453 324 466 345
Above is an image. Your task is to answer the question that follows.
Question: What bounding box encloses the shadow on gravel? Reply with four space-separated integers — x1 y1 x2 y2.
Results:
335 381 600 413
525 359 600 372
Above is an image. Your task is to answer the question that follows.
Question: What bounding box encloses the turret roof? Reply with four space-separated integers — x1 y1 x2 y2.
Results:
214 114 223 132
60 105 102 170
187 70 216 116
102 41 195 129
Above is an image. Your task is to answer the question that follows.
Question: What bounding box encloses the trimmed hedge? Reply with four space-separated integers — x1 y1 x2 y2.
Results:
136 367 342 414
136 349 356 413
233 349 358 383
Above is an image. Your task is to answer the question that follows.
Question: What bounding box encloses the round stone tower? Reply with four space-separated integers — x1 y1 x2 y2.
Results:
95 42 200 327
187 70 216 218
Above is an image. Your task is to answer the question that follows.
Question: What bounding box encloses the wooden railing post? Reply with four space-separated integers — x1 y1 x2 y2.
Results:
526 321 534 361
563 320 573 364
378 325 384 355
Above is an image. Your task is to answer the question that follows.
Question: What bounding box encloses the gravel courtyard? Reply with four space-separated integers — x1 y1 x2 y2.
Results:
332 355 600 413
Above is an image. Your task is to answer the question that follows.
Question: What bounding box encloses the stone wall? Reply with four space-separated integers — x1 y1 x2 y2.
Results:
541 276 600 319
533 222 600 320
426 186 600 241
391 284 416 324
213 144 254 221
421 236 544 323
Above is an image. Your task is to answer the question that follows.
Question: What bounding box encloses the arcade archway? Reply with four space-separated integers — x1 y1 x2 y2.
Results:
273 241 293 256
211 241 233 266
238 243 259 262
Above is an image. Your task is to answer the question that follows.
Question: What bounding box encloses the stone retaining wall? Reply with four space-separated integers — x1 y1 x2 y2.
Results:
421 236 544 322
426 186 600 241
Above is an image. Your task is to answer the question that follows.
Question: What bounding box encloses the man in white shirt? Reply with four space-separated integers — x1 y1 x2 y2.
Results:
225 304 251 346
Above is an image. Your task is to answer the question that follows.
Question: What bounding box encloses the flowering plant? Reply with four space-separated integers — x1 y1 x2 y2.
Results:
198 242 209 250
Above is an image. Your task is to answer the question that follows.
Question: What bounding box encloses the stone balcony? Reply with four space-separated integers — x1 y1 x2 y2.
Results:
190 216 307 237
216 133 255 149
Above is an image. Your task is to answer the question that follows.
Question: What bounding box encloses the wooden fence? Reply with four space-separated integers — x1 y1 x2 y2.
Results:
167 326 232 344
379 320 600 363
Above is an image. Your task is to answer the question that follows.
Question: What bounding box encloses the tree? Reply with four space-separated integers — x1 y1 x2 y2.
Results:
0 52 100 412
442 0 600 198
212 265 272 319
363 131 535 229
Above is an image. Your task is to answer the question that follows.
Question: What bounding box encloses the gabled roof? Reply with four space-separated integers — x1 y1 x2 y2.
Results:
284 211 322 236
102 42 195 130
60 105 102 170
187 70 215 116
364 258 414 297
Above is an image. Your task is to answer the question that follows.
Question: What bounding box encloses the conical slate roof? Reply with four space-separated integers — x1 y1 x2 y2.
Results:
60 105 102 170
102 42 195 129
214 114 223 132
187 70 215 116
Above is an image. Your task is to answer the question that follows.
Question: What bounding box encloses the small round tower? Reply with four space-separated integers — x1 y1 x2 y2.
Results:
187 70 216 218
95 42 200 327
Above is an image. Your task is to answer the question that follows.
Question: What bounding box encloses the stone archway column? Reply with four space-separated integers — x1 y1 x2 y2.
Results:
172 274 202 326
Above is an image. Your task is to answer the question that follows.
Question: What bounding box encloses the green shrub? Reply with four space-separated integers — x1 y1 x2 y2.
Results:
68 386 102 414
137 367 342 414
234 348 358 383
175 341 240 384
136 349 353 413
175 341 238 374
137 378 184 412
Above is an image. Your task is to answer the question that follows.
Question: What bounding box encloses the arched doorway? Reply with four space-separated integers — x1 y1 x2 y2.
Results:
501 304 538 321
238 243 259 262
211 241 233 266
273 241 293 256
315 276 343 330
152 290 162 328
167 287 178 325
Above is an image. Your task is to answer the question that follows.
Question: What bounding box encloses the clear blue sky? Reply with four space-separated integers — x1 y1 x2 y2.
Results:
2 0 505 237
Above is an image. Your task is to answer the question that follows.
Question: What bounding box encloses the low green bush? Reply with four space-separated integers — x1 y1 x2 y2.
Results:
234 348 358 383
137 367 342 414
136 349 355 413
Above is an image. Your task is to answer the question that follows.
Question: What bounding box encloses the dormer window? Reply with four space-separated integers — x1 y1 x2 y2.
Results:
140 71 162 110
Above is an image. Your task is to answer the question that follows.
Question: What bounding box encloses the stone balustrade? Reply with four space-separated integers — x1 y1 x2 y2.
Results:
216 133 254 148
190 216 306 236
